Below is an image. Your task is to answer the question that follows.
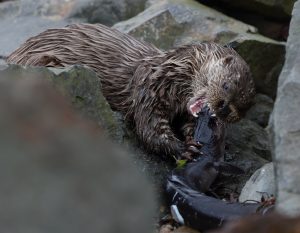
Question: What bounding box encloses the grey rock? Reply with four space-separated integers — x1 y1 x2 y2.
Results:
270 0 300 216
239 162 275 202
222 119 270 193
0 0 147 56
1 64 171 201
0 0 77 56
232 37 285 98
71 0 147 26
114 0 256 50
2 64 120 140
245 94 274 127
114 0 285 98
0 71 155 233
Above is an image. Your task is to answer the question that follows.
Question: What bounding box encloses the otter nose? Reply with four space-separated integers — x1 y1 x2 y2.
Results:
220 104 231 117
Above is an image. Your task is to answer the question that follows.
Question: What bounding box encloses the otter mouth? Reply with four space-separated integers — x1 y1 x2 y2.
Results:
187 97 207 117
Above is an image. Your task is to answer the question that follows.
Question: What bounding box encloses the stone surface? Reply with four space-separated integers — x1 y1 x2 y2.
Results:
114 0 257 50
1 64 172 200
218 119 270 193
232 37 285 98
0 71 155 233
71 0 147 26
2 64 120 139
216 0 296 20
245 94 274 128
0 0 147 56
0 0 76 56
114 0 285 98
271 0 300 216
239 162 275 202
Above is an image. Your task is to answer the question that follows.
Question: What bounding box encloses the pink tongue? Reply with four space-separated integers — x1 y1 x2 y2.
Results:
190 99 204 116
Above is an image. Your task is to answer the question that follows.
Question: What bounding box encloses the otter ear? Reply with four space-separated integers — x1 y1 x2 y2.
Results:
222 55 234 66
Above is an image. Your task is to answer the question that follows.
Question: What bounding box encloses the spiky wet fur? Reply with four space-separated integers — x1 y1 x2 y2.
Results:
7 23 255 158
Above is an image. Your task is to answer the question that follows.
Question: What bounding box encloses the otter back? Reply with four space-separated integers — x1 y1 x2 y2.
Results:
7 23 163 112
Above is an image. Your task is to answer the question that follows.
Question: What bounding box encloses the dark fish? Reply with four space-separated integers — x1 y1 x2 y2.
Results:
166 106 274 231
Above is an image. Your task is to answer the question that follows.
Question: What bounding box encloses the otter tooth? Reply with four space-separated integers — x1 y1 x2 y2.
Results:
192 112 198 118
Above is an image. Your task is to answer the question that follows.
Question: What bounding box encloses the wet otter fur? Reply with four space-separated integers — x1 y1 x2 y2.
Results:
7 23 255 159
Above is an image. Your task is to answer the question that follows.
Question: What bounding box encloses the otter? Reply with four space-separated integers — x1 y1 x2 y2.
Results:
7 23 255 159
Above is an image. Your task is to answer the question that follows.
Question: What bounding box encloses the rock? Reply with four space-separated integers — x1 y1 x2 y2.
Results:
114 0 257 50
2 64 120 140
0 70 155 233
245 94 274 127
209 213 300 233
0 0 147 55
270 0 300 216
239 162 275 202
114 0 285 98
1 64 171 201
71 0 147 26
231 37 285 98
0 0 79 56
215 0 296 20
218 119 270 193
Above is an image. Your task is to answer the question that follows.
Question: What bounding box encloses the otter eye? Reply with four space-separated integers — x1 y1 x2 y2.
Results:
222 82 229 91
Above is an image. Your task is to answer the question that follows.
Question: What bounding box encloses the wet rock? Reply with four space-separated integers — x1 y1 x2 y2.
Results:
245 94 274 128
0 71 155 233
270 0 300 216
239 163 275 202
114 0 285 99
215 0 296 20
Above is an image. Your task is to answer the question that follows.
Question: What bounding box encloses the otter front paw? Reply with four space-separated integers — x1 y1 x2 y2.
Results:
181 137 203 160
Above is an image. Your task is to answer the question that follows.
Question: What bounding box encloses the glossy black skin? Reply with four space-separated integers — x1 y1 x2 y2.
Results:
166 107 274 231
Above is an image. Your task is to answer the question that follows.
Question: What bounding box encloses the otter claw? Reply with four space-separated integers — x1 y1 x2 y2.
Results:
181 151 194 161
187 145 202 155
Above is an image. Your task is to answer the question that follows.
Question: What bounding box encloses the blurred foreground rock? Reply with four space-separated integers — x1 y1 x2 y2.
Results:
114 0 285 99
1 64 172 200
2 64 119 139
271 0 300 215
0 69 155 233
209 213 300 233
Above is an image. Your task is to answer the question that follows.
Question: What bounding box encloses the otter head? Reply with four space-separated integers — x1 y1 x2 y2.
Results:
187 54 255 123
